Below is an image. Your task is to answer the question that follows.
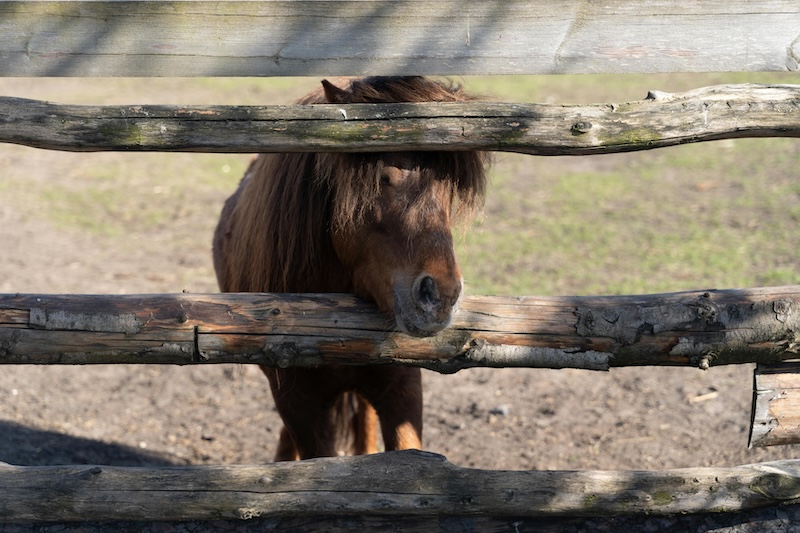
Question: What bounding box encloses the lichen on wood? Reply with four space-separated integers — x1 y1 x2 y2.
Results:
0 84 797 155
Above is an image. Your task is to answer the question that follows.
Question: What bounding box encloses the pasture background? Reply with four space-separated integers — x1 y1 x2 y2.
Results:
0 73 799 471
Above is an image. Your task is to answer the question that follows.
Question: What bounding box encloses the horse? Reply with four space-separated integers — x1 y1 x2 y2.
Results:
212 76 489 460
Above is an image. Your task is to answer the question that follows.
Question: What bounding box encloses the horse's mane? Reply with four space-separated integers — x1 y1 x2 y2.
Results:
222 76 489 294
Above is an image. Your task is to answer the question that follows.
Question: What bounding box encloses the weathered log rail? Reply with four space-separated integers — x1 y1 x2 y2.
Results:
3 287 800 372
752 364 800 448
2 450 800 524
2 0 798 76
1 84 798 155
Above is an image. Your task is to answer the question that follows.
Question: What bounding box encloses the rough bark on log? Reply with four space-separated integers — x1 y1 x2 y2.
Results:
1 450 800 523
2 287 800 371
751 363 800 448
0 84 798 154
6 508 800 532
1 1 798 76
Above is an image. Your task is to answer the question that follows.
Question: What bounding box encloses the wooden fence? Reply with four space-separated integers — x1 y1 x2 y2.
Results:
1 0 800 529
2 0 798 76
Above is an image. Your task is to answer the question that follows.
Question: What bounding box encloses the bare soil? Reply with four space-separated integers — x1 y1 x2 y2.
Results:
1 78 799 506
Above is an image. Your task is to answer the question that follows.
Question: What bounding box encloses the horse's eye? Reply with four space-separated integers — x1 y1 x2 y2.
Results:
380 173 392 186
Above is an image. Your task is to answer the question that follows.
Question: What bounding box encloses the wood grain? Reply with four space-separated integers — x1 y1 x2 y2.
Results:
2 450 800 523
751 363 800 447
1 1 798 76
0 84 798 154
3 287 800 371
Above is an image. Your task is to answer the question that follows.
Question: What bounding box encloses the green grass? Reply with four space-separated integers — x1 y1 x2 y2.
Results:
32 152 248 236
451 72 800 296
458 132 800 296
462 72 798 103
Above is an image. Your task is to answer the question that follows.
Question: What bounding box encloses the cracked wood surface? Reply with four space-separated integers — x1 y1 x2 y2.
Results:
0 84 798 154
2 287 800 371
1 1 798 76
752 363 800 448
2 450 800 523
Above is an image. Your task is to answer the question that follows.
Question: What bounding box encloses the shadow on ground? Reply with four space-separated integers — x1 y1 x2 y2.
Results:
0 421 182 467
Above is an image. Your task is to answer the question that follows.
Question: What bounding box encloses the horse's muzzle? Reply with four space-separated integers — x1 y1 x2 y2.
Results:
393 274 462 337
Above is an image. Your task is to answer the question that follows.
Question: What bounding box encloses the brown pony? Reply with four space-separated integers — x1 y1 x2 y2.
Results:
213 76 489 460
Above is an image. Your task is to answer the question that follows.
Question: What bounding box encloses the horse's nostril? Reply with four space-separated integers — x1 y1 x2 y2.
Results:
418 276 437 306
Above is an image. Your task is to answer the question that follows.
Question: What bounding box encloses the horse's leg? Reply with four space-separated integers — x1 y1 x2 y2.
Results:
273 393 377 459
360 367 423 451
274 426 300 461
262 366 341 459
354 396 379 454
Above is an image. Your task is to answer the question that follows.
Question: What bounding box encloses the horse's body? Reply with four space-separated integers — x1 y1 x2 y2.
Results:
213 77 488 460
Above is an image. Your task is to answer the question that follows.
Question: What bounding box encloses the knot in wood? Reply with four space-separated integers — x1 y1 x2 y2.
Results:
571 121 593 134
750 471 800 500
691 293 719 323
262 342 323 368
691 352 716 370
773 299 793 323
72 466 103 480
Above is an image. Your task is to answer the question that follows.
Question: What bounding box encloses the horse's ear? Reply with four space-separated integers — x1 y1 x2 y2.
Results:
321 79 349 103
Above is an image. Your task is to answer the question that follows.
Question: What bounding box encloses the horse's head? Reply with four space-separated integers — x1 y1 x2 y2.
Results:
327 151 469 337
317 78 489 337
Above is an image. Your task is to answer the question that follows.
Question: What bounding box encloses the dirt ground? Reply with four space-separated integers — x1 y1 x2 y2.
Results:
1 78 799 480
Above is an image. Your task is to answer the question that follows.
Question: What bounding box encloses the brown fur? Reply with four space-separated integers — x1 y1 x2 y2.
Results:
213 76 489 460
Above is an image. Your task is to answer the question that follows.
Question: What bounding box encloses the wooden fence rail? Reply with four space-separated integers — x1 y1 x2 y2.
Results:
2 0 798 77
1 84 798 154
2 450 800 524
3 287 800 371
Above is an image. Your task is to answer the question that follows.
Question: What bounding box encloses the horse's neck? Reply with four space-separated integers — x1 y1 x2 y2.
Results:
288 253 353 294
